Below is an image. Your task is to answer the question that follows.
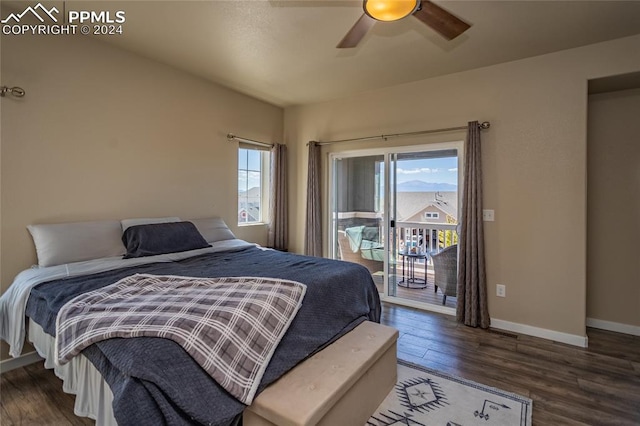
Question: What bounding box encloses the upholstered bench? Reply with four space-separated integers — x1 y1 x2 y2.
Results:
244 321 398 426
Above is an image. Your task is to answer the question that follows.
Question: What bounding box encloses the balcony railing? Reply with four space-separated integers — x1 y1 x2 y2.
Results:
333 218 458 267
395 221 458 268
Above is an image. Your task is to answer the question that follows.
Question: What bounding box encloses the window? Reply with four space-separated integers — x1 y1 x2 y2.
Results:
424 212 440 219
238 148 270 225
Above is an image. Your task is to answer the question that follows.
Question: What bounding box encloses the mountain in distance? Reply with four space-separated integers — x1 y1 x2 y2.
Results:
238 186 261 196
397 180 457 192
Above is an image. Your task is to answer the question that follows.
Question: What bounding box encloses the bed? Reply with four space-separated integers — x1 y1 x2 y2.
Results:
0 218 381 426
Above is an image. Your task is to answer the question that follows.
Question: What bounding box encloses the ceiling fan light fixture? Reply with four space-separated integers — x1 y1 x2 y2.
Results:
363 0 419 22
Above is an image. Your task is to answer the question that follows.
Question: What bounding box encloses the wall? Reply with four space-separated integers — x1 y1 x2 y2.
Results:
1 34 283 359
285 34 640 340
587 88 640 328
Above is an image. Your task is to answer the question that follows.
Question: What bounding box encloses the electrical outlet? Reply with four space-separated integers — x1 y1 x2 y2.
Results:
483 209 495 221
496 284 506 297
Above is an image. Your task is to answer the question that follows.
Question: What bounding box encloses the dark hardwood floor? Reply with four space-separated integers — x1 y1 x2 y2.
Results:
383 303 640 426
0 360 93 425
1 303 639 425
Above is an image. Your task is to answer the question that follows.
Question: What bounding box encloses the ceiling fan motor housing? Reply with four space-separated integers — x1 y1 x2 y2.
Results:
363 0 420 22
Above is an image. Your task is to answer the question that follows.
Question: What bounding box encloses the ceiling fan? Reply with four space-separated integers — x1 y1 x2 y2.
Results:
338 0 471 48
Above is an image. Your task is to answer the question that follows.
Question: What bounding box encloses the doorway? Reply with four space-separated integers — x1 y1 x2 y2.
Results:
586 75 640 337
329 142 463 313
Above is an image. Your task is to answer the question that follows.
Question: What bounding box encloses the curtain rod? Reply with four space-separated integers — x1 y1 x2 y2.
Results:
227 133 274 148
309 121 490 146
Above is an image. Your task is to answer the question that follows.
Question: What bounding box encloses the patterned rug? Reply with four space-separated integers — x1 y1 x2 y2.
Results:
368 360 532 426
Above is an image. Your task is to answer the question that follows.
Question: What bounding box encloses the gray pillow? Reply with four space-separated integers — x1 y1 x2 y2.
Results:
27 221 125 267
122 221 211 259
189 217 236 243
120 216 180 232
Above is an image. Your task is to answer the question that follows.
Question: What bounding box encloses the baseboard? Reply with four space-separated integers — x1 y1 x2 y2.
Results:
586 318 640 336
380 300 589 347
491 318 588 348
380 295 456 316
0 351 43 374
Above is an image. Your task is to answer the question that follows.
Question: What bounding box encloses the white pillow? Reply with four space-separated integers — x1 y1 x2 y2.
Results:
189 217 236 243
27 221 125 267
121 217 181 232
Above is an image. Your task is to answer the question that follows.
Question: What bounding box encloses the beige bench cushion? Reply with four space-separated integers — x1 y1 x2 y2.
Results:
245 321 398 426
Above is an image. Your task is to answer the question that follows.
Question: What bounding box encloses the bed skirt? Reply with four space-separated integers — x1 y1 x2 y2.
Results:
28 319 117 426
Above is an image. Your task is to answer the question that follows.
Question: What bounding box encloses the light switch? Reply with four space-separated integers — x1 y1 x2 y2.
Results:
483 209 495 221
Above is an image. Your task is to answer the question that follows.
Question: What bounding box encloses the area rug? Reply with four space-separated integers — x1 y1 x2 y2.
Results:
368 360 532 426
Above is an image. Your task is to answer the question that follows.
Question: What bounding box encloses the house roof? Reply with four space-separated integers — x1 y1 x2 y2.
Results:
396 191 457 222
7 1 636 106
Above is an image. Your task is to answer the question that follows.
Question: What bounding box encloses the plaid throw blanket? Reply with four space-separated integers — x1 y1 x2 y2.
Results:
55 274 306 405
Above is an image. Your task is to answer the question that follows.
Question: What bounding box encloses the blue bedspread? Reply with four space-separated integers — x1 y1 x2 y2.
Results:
25 246 381 426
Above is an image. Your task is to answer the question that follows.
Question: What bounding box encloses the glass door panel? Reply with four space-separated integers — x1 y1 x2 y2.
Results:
389 149 460 308
331 154 385 293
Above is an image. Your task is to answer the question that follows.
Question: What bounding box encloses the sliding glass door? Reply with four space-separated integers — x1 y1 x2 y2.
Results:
330 141 463 313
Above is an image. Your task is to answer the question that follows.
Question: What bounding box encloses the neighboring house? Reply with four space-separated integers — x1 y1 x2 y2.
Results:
238 187 262 223
237 206 259 223
396 192 458 224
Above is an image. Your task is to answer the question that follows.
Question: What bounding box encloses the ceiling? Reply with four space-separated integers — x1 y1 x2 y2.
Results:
5 1 640 106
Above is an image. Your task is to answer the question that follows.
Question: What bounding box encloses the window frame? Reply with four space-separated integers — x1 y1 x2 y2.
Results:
237 147 271 226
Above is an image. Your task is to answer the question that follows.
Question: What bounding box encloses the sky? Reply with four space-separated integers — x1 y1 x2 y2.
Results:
396 156 458 185
238 150 459 193
238 148 262 192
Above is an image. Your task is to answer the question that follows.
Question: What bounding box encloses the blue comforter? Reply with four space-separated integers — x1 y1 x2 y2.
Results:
26 246 381 426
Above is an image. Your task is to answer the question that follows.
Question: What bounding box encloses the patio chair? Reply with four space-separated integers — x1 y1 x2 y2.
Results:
432 244 458 305
337 230 384 274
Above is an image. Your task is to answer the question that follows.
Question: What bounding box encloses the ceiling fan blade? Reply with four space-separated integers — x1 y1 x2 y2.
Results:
413 1 471 40
337 14 376 48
